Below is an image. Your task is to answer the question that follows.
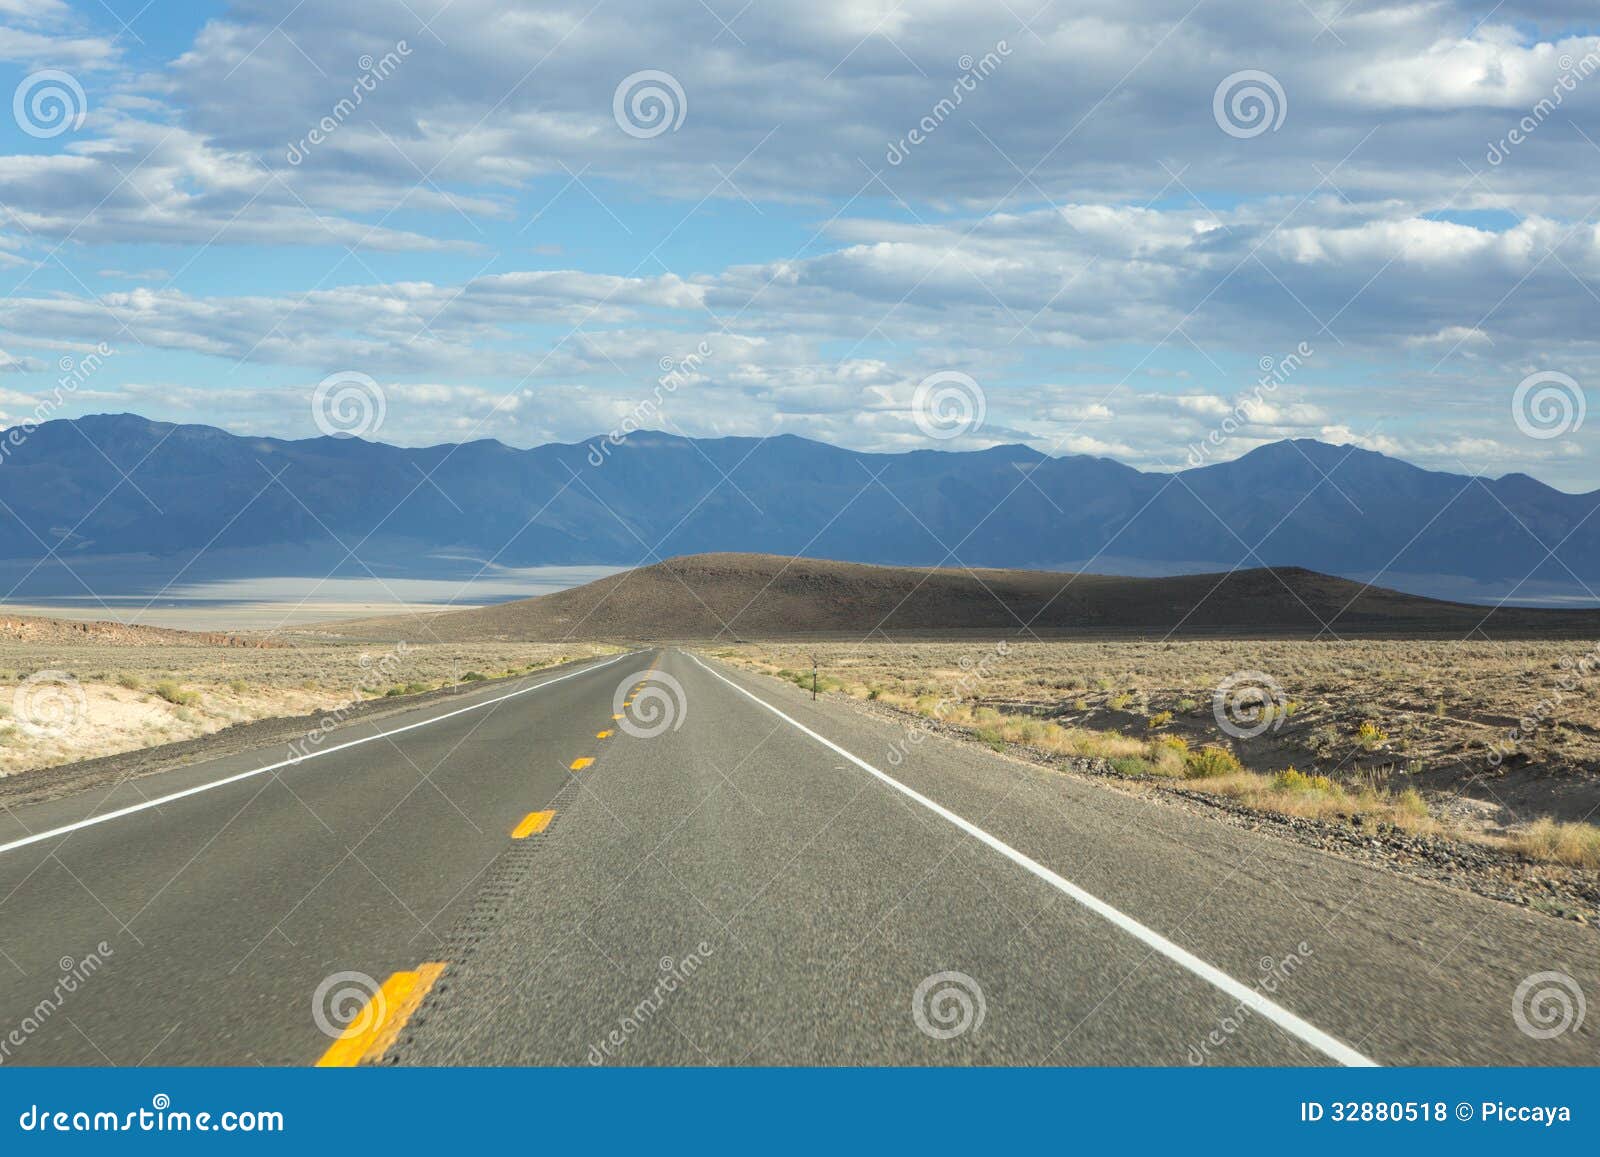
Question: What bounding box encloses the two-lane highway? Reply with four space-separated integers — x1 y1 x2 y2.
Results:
1 647 1595 1066
390 649 1597 1066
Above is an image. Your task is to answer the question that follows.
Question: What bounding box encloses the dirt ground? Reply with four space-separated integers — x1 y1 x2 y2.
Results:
0 635 616 777
710 637 1600 867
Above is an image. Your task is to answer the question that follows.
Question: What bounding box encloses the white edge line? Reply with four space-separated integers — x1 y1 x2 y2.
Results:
686 651 1379 1069
0 650 643 855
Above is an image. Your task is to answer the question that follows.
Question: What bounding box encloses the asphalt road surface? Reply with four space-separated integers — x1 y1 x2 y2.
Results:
1 649 1594 1066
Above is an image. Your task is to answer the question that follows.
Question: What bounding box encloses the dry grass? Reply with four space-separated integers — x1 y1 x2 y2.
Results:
0 639 618 776
1511 818 1600 868
715 639 1600 865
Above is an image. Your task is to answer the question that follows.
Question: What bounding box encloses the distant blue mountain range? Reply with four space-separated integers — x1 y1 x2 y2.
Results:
3 413 1595 604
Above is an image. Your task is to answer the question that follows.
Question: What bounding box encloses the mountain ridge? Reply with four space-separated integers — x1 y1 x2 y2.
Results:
3 413 1596 603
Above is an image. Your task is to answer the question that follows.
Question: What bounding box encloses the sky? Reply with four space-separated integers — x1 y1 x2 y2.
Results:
0 0 1597 489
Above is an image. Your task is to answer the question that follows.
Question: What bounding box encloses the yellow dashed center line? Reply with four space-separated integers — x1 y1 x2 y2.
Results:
569 757 595 771
511 809 556 838
315 962 447 1067
603 651 662 741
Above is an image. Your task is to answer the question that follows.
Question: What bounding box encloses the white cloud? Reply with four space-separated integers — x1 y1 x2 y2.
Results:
0 0 1590 247
0 0 1596 488
1405 325 1492 348
1346 28 1600 110
0 0 118 70
1171 395 1232 416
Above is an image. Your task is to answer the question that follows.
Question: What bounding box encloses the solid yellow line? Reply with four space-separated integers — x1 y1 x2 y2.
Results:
569 757 594 771
597 730 613 738
511 809 556 838
315 962 447 1067
612 713 624 721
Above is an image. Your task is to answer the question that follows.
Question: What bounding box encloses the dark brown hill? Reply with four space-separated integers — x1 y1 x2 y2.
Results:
326 553 1600 642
